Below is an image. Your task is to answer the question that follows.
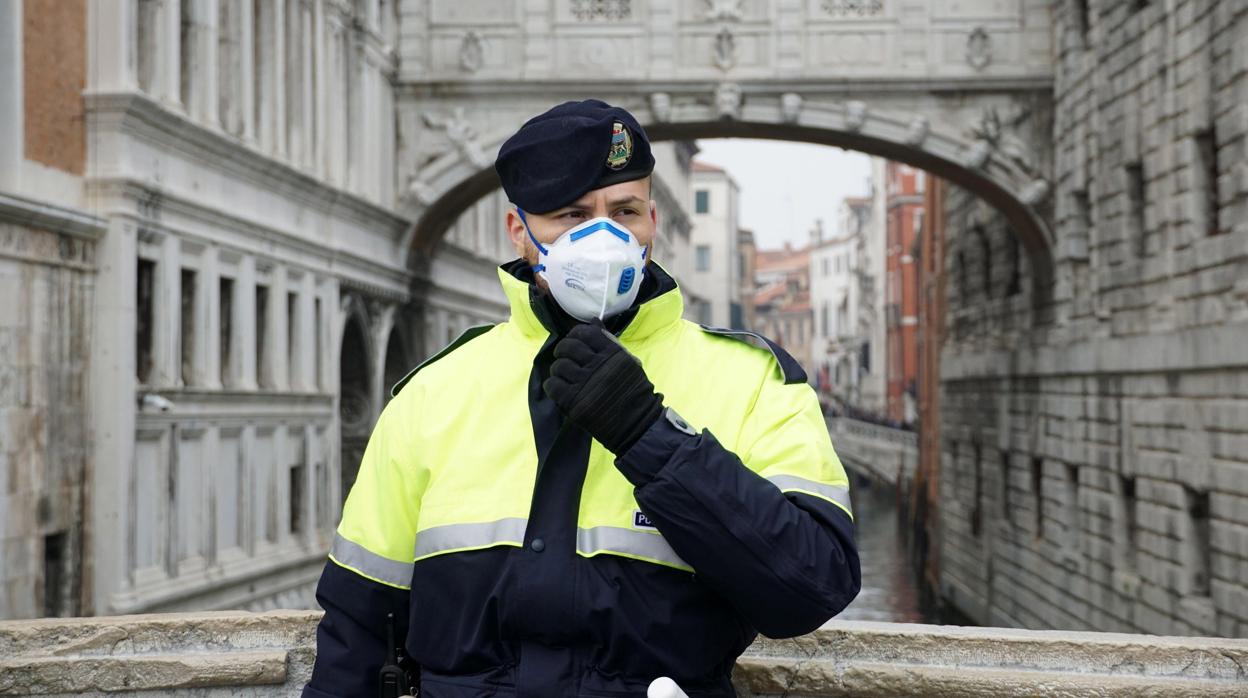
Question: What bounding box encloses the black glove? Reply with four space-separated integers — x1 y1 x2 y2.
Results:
543 321 665 455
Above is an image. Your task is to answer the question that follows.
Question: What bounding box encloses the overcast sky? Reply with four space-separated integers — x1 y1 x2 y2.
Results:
693 139 873 251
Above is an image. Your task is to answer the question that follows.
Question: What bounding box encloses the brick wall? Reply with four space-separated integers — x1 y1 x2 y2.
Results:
935 0 1248 637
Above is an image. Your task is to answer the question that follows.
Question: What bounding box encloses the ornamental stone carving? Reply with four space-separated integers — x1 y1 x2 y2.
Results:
967 105 1038 175
714 26 737 71
780 92 803 123
650 92 672 122
1020 178 1051 205
407 178 438 206
845 101 868 132
822 0 884 16
905 115 929 146
571 0 631 21
715 83 742 119
705 0 744 22
422 107 490 168
967 27 992 70
963 140 993 169
459 32 484 73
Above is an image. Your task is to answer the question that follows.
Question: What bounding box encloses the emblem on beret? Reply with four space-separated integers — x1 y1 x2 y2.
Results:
606 121 633 170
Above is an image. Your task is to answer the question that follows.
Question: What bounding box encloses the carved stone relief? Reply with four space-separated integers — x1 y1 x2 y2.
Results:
704 0 744 22
780 92 803 123
459 32 484 73
844 100 868 132
821 0 884 17
421 107 490 168
571 0 632 21
715 83 742 119
967 27 992 70
714 26 736 71
650 92 672 122
905 115 929 146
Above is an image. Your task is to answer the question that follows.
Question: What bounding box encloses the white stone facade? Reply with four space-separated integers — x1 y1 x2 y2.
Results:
810 226 859 400
688 163 743 328
84 0 411 616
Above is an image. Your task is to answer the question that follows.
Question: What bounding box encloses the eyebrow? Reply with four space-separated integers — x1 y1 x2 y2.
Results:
556 196 646 213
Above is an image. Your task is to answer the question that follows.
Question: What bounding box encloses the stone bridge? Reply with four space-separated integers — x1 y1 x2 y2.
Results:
398 0 1058 294
2 611 1246 697
828 417 919 491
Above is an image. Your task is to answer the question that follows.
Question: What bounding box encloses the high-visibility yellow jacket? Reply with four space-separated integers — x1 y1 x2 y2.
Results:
305 262 859 698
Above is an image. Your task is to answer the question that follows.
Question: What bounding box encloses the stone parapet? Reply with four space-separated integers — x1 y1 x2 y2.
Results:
3 612 1246 696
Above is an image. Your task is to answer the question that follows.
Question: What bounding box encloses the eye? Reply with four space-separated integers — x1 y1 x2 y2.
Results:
561 210 586 220
614 208 639 217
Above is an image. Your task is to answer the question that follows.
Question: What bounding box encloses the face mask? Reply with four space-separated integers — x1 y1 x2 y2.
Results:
518 210 648 322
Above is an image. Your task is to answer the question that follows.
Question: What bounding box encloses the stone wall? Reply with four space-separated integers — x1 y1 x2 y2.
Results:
0 201 99 620
934 0 1248 637
3 612 1247 696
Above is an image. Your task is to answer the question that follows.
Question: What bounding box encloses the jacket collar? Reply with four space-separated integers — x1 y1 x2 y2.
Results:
497 259 684 343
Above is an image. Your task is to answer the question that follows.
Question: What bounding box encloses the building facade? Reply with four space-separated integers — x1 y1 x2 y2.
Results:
753 243 813 376
885 162 924 425
927 0 1248 638
809 221 859 402
855 159 890 414
688 161 742 328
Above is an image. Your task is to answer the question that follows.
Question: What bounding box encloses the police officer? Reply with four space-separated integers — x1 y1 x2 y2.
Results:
303 100 860 698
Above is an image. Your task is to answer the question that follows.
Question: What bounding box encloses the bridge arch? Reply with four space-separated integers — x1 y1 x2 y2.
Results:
399 93 1055 298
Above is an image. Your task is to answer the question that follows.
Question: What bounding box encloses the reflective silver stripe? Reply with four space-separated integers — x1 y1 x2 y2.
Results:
767 475 854 516
576 526 692 571
414 517 528 559
330 534 414 588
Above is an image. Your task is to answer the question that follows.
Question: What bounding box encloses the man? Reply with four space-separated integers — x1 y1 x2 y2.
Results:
304 100 860 698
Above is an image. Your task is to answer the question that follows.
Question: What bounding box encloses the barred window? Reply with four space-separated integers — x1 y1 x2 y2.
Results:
571 0 631 21
822 0 883 17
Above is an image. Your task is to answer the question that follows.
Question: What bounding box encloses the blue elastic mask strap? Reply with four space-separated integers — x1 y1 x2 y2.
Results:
517 208 548 257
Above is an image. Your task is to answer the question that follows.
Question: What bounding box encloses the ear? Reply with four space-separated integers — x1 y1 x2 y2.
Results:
505 207 529 257
650 200 658 227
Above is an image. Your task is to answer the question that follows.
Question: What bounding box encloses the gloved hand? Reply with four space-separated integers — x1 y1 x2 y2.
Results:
543 321 665 455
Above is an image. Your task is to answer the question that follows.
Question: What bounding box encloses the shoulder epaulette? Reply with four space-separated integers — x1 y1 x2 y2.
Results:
389 324 495 398
697 325 808 386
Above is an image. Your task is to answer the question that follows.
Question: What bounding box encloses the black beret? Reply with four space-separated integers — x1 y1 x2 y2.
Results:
495 99 655 214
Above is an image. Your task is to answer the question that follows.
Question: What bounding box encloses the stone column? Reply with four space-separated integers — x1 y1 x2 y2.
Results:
201 0 220 127
155 234 180 388
313 0 327 179
237 256 257 390
270 266 290 391
0 0 21 192
369 304 396 423
88 217 140 614
158 0 182 105
271 0 287 158
239 0 256 142
88 0 138 92
203 250 222 389
301 4 315 170
299 274 318 390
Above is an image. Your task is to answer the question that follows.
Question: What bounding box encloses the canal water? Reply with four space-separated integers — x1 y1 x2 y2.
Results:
827 478 929 625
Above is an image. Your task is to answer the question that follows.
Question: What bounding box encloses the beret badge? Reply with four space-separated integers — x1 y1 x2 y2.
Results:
606 121 633 170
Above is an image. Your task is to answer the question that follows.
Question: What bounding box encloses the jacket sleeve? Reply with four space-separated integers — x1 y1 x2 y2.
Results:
304 397 427 698
614 372 860 639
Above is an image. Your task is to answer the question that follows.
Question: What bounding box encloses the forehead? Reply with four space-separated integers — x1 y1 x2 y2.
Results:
562 178 650 208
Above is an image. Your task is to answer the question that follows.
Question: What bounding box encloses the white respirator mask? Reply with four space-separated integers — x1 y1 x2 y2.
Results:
519 210 648 322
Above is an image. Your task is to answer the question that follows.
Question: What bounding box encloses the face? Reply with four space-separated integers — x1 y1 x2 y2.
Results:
505 177 658 273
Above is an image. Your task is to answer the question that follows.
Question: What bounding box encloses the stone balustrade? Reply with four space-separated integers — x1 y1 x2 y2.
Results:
2 611 1246 696
828 417 919 490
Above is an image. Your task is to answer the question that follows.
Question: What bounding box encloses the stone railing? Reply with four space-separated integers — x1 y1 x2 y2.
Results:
828 417 919 489
3 611 1247 696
